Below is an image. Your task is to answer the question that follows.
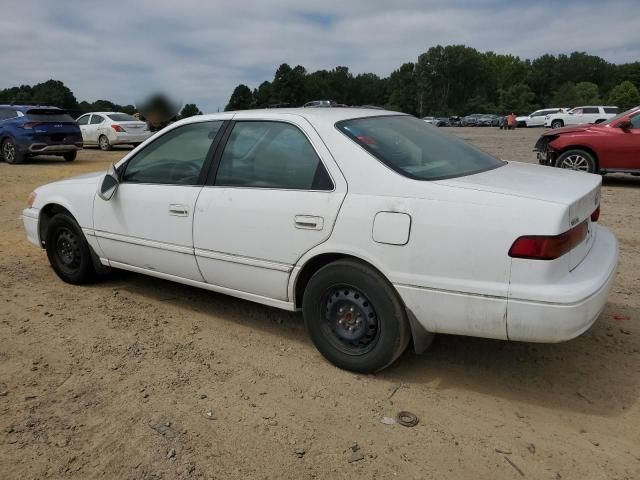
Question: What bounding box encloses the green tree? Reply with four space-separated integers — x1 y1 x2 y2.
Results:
499 83 535 114
574 81 601 104
551 82 580 107
385 63 417 114
179 103 202 118
252 81 273 108
608 81 640 110
30 79 78 109
225 84 254 111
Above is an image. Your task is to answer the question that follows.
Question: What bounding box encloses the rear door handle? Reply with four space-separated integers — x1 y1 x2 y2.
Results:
295 215 324 230
169 204 189 217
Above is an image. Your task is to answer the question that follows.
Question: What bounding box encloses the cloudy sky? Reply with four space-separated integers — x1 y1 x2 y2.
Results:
1 0 638 112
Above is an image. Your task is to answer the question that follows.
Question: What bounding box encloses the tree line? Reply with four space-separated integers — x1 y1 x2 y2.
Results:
0 79 203 119
225 45 640 115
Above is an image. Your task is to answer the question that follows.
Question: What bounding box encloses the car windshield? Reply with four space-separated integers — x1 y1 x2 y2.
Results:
337 115 505 181
601 106 640 125
107 113 137 121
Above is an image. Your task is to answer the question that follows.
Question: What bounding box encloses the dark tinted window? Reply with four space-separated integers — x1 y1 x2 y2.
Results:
77 115 90 125
0 109 17 121
107 113 136 121
337 115 504 181
583 107 599 114
630 114 640 129
215 121 333 190
26 109 75 123
123 121 223 185
90 115 104 125
604 107 620 114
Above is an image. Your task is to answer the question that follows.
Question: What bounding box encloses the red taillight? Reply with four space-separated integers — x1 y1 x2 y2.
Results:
591 205 600 222
509 220 588 260
111 124 124 132
21 122 40 129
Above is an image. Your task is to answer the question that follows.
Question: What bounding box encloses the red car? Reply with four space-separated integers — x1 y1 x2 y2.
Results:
535 106 640 174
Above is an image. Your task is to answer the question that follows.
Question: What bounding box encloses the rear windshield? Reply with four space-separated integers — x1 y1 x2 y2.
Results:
107 113 136 121
26 109 75 123
337 115 505 180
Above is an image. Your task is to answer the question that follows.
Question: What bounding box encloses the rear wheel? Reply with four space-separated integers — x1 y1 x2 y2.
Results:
63 151 77 162
45 213 96 284
2 138 25 164
551 119 564 129
556 149 597 173
302 260 411 373
98 135 112 151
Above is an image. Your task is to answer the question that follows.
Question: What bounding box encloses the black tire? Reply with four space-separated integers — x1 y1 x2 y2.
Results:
555 149 597 173
63 151 77 162
551 119 564 129
45 213 96 284
302 260 411 373
98 135 112 151
2 138 25 164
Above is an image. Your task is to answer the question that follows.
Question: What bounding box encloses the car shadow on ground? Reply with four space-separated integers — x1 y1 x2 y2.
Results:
95 270 638 419
602 173 640 188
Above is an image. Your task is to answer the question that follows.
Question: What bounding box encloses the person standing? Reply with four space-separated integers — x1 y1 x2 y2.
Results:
507 112 517 130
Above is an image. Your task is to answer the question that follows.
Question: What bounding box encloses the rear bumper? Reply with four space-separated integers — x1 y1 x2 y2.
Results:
110 132 152 144
22 208 40 247
28 143 82 153
506 224 618 342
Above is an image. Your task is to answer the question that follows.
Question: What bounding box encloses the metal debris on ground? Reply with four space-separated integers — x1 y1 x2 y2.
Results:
349 451 365 463
504 455 525 476
381 416 396 425
397 411 419 427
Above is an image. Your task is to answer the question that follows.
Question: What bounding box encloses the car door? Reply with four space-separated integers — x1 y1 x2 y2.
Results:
93 119 226 280
76 114 91 142
608 113 640 169
87 114 106 143
583 107 600 124
193 114 347 302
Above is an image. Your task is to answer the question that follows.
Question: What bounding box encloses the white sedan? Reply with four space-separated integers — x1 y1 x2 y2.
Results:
76 112 151 150
22 108 618 372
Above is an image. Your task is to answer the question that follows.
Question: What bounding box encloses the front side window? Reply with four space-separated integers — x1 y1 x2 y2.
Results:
215 121 333 190
630 114 640 129
122 121 223 185
90 115 104 125
337 115 505 181
77 115 90 125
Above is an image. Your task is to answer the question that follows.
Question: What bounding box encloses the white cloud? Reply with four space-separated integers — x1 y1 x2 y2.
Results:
0 0 637 112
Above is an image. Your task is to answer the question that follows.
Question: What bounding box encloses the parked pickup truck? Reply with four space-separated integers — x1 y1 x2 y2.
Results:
545 106 619 129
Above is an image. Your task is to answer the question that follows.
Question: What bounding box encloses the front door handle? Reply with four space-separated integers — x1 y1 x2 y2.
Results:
295 215 324 230
169 204 189 217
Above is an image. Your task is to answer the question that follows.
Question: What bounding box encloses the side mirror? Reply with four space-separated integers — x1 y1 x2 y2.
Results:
617 120 632 130
98 164 119 201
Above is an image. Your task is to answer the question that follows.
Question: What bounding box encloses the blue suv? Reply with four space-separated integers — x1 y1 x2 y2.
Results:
0 105 83 164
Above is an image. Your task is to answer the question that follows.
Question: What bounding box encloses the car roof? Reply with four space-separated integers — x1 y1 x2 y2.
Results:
0 105 61 111
79 111 129 116
193 107 403 125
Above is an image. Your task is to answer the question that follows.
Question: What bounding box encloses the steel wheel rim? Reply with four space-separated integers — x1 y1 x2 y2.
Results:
321 285 380 355
54 227 81 271
561 154 589 171
3 142 15 162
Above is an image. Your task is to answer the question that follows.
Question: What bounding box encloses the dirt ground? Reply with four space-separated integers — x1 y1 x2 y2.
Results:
1 128 639 480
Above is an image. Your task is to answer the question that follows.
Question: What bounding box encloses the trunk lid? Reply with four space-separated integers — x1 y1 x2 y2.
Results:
26 109 82 143
437 161 601 270
114 121 148 133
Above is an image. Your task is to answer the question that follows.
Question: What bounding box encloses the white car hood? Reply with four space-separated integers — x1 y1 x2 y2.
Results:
436 161 600 205
50 170 106 185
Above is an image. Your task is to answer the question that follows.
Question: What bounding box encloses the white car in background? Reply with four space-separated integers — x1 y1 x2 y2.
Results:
22 108 618 373
516 108 564 127
545 106 619 129
76 112 151 150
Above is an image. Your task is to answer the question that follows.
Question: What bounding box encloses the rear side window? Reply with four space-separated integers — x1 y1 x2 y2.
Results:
26 109 75 123
90 115 104 125
604 107 619 114
583 107 599 114
108 113 136 121
337 115 504 181
215 121 333 190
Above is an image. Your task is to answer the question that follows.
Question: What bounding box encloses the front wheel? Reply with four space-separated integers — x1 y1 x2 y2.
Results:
45 213 96 284
302 260 411 373
98 135 112 151
2 138 25 164
556 149 597 173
